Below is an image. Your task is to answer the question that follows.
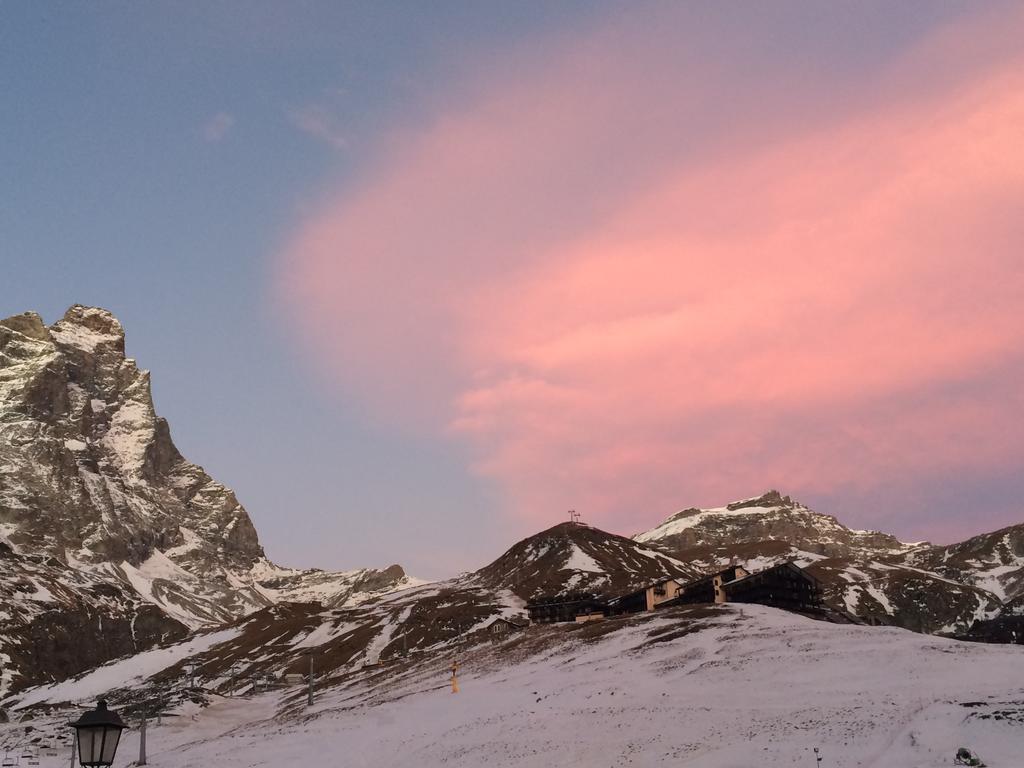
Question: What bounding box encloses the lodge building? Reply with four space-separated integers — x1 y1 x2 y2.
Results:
692 562 821 613
526 593 608 624
526 561 823 624
662 565 749 606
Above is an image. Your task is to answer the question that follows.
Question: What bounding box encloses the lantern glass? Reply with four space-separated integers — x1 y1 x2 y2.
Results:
77 726 100 765
100 726 122 765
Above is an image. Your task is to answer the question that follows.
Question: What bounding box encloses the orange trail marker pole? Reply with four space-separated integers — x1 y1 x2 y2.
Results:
450 660 459 693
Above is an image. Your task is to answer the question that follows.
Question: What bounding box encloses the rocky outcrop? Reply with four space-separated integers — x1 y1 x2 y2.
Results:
0 306 416 695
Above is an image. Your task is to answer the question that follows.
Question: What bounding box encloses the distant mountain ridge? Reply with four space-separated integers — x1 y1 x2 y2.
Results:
5 496 1021 728
2 487 1021 730
633 490 1023 634
0 306 416 696
634 490 920 557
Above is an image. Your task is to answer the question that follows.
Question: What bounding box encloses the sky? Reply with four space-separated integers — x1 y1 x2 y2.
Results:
2 2 1022 579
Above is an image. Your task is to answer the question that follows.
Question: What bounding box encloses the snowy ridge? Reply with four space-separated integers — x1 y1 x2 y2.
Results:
634 503 781 542
48 306 125 354
634 490 920 556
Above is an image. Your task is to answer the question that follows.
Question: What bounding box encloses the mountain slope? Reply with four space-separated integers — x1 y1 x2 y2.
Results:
902 522 1024 603
4 605 1023 768
0 535 189 697
634 490 1007 634
0 520 709 714
0 306 415 695
473 521 701 600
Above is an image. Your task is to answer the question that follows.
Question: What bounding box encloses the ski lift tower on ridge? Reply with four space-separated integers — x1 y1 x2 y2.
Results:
568 510 582 525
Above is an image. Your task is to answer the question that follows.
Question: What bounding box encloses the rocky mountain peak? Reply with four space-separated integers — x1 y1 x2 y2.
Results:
51 304 126 355
1 306 416 694
472 520 698 600
1 311 49 341
634 490 914 559
1 305 261 568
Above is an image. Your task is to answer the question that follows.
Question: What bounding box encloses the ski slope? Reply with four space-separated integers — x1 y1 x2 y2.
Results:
3 605 1022 767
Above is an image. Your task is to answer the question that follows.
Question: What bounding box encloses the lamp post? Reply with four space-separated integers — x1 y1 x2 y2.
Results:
299 649 316 706
68 700 126 767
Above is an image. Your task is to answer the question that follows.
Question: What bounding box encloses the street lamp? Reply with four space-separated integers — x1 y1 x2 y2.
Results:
69 700 126 767
299 649 316 706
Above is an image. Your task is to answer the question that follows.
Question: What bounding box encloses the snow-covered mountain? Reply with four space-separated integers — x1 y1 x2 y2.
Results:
635 490 1018 634
3 477 1023 765
0 520 714 716
473 521 701 600
4 305 1022 708
635 490 919 557
903 523 1024 603
0 306 416 695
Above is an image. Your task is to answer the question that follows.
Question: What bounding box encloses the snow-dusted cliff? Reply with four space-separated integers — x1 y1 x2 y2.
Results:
0 306 416 695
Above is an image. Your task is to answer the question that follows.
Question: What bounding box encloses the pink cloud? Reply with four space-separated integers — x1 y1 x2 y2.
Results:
276 5 1024 540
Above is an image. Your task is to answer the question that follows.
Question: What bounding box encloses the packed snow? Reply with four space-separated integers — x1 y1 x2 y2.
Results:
5 605 1022 767
634 503 782 542
562 545 604 573
968 560 1024 603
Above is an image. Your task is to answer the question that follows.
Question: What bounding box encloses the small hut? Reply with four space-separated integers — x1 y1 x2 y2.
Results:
482 617 529 637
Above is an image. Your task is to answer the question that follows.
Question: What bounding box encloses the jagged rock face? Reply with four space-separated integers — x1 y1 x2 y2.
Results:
0 306 262 569
0 306 415 695
634 490 1011 635
473 522 701 600
902 523 1024 604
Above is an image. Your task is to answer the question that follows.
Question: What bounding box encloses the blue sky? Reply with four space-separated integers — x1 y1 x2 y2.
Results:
3 2 1022 579
2 1 615 578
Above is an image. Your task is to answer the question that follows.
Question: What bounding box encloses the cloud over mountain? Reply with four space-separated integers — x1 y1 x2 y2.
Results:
276 4 1024 538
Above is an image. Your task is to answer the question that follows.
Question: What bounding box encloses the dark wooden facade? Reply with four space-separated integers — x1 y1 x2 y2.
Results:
666 566 748 606
722 562 823 612
526 594 606 623
606 589 647 616
528 563 823 623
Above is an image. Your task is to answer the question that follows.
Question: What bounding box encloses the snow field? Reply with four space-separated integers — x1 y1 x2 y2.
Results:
8 605 1020 768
